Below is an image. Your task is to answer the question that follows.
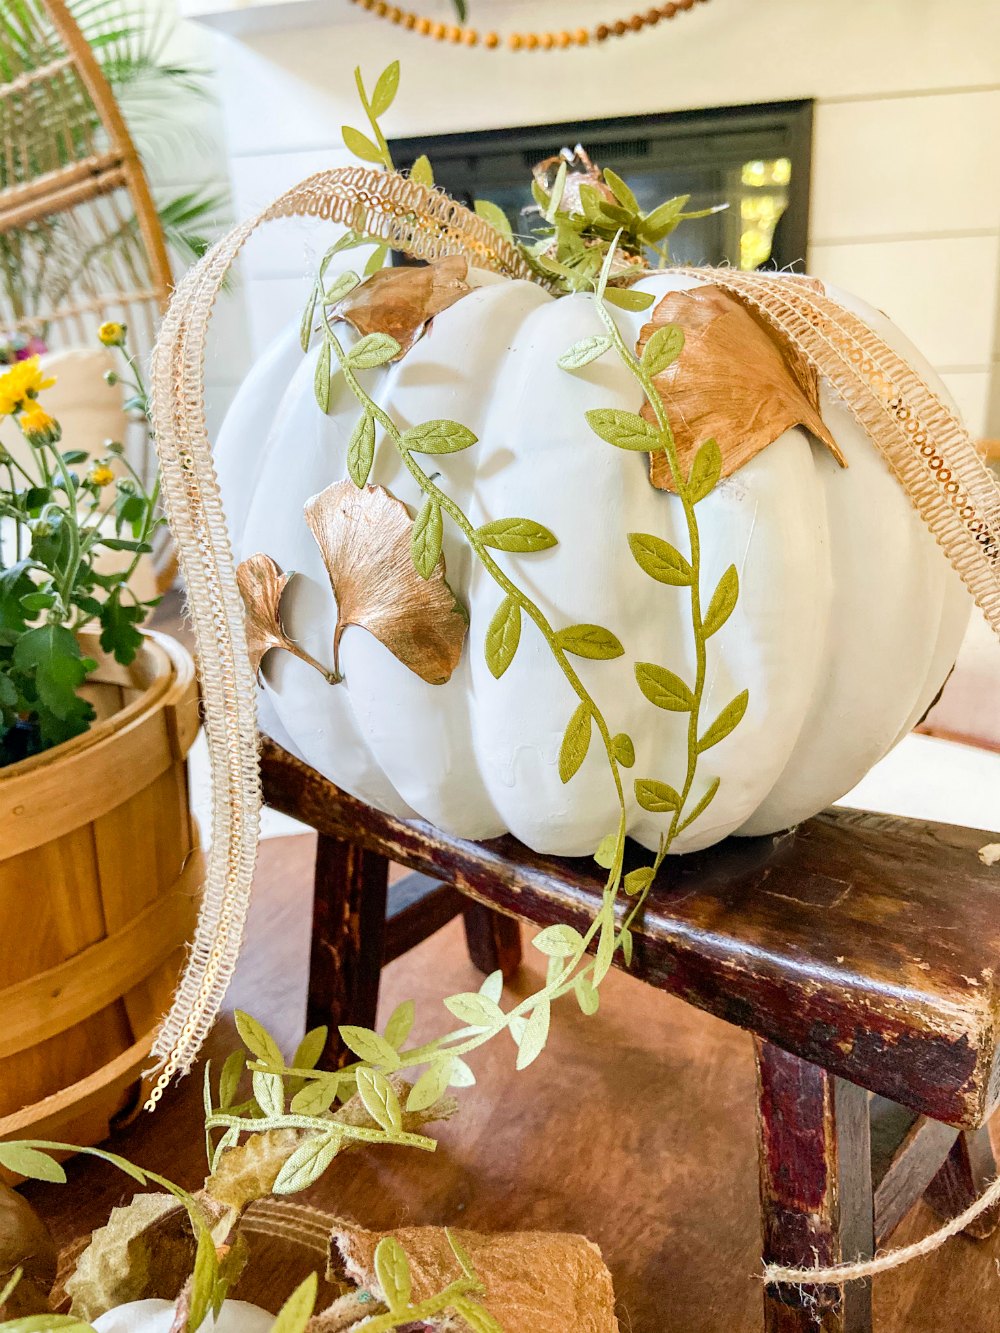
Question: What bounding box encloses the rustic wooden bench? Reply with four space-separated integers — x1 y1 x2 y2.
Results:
261 736 1000 1333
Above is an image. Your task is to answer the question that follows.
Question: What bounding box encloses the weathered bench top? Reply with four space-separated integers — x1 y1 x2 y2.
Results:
262 739 1000 1128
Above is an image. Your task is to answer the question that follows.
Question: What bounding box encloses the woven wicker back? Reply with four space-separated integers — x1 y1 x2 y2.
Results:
0 0 171 369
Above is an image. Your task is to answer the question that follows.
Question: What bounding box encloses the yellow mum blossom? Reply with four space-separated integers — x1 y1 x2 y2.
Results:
18 402 59 442
87 463 115 487
98 321 126 348
0 356 56 415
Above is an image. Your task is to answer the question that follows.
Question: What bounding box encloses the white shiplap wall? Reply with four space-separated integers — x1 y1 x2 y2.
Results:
177 0 1000 437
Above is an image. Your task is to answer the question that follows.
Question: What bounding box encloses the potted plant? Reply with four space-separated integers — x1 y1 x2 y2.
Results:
0 327 201 1152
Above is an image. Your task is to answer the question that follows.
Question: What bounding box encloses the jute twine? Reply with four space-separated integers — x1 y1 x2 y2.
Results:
147 168 1000 1289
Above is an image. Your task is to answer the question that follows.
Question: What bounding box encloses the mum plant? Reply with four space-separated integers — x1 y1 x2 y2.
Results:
0 324 162 766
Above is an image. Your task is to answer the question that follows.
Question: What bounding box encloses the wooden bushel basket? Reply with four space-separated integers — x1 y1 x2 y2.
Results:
0 631 202 1166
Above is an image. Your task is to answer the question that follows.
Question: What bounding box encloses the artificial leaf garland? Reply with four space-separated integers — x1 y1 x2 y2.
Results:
636 284 844 491
303 481 469 685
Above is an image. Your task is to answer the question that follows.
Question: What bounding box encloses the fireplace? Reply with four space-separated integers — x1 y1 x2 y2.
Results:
390 99 812 272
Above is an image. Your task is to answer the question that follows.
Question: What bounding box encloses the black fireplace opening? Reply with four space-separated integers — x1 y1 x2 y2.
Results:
390 99 813 273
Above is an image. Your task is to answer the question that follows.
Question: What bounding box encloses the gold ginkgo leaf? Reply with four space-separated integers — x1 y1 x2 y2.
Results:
329 254 473 360
304 481 468 685
235 552 334 681
636 284 846 492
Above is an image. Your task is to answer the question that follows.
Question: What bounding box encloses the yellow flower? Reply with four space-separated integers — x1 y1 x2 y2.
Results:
87 463 115 487
98 321 126 348
18 402 59 442
0 356 56 415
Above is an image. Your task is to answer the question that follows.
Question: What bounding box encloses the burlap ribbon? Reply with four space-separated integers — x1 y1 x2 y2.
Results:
148 168 1000 1283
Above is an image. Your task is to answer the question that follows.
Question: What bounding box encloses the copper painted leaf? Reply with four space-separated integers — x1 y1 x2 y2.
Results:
636 284 845 492
235 553 332 682
304 481 468 685
329 254 472 360
331 1224 620 1333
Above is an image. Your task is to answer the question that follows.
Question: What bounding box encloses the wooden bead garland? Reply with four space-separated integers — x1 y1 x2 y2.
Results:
347 0 711 49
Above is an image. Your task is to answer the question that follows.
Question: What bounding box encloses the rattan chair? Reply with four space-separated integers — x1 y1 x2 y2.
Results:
0 0 172 491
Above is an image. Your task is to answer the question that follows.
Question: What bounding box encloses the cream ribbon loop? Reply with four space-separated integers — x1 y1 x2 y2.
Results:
149 170 1000 1280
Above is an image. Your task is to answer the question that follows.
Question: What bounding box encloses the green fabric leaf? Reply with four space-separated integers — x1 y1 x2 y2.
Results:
593 916 616 986
370 60 400 116
235 1011 284 1065
444 992 504 1027
292 1027 328 1071
252 1070 283 1117
364 244 389 276
575 975 600 1016
411 154 435 186
300 286 317 352
374 1235 412 1313
474 198 513 239
628 532 692 585
698 690 749 752
346 332 401 368
558 702 591 783
290 1078 339 1116
634 778 682 813
687 437 723 503
485 595 521 679
218 1050 245 1109
557 334 612 371
402 419 477 455
0 1143 66 1183
347 411 376 488
479 969 504 1003
703 565 739 638
270 1272 318 1333
339 1025 401 1069
342 124 384 164
593 832 618 869
532 923 584 958
187 1223 219 1333
325 271 360 303
625 866 655 895
356 1068 403 1133
682 776 721 830
515 998 551 1070
448 1056 477 1088
637 194 689 241
641 324 685 376
585 407 661 451
406 1058 454 1112
603 168 639 214
635 662 695 711
476 517 557 552
611 732 635 767
314 340 332 413
411 497 443 579
384 999 415 1049
603 287 656 311
554 623 624 660
273 1133 342 1195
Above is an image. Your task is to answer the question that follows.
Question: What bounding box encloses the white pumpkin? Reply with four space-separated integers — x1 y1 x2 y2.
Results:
216 269 969 856
92 1298 273 1332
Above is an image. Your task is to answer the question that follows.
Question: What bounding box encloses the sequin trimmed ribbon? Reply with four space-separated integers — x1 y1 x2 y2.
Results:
147 169 1000 1118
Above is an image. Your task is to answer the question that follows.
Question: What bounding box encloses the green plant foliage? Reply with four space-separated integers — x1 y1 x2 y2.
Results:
0 335 162 766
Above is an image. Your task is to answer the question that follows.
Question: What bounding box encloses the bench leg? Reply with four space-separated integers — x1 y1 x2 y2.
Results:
462 902 522 980
923 1127 1000 1239
755 1039 874 1333
308 833 389 1069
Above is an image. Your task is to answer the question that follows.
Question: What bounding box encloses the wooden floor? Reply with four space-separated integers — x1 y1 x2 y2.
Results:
22 833 1000 1332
